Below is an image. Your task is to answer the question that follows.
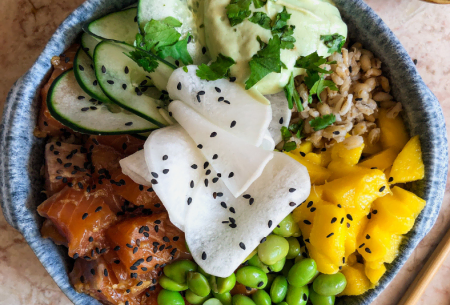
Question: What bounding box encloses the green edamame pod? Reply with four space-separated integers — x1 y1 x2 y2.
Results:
209 274 237 294
286 237 301 259
157 289 185 305
287 258 317 287
236 266 268 289
286 285 309 305
185 289 210 304
159 275 189 291
204 298 223 305
268 256 286 273
164 260 198 284
265 274 277 292
248 254 270 273
270 275 288 303
232 294 257 305
213 292 232 305
277 303 288 305
187 272 211 297
282 259 294 278
251 290 271 305
258 235 289 265
273 214 301 237
313 273 347 296
309 289 335 305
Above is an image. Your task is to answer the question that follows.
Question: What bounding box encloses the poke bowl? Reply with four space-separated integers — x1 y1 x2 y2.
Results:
0 0 448 305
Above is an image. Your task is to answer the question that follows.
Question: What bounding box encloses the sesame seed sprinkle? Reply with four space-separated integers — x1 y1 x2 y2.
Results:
82 213 88 220
326 233 334 238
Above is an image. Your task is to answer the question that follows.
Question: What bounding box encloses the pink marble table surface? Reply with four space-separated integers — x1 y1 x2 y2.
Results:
0 0 449 304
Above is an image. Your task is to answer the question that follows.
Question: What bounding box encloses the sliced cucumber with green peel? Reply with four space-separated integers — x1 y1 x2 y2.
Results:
94 41 171 126
74 48 111 103
47 69 158 135
85 7 139 45
81 32 100 58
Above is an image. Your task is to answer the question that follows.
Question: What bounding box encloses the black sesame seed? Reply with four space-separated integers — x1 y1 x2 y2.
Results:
331 217 337 224
190 180 194 188
243 194 251 199
215 87 221 93
205 169 211 175
210 132 217 137
133 247 138 254
89 237 93 242
347 223 350 228
151 179 158 184
359 243 365 249
379 186 386 192
224 100 230 104
333 131 340 135
126 243 133 248
413 59 418 65
204 179 209 187
82 213 88 220
198 91 205 95
365 248 372 253
90 269 95 275
249 198 254 205
218 97 224 102
197 94 202 103
307 201 313 208
122 84 127 90
221 202 227 208
104 269 108 276
230 77 236 82
268 220 272 228
230 120 236 128
257 281 264 287
228 172 234 178
187 197 192 205
326 233 334 238
300 152 306 157
388 177 394 182
367 213 372 220
260 237 267 243
239 242 246 250
337 204 342 208
373 210 378 214
197 144 203 149
347 214 353 221
289 188 296 193
125 122 133 126
303 220 311 225
310 207 316 212
366 234 371 239
151 172 159 178
202 252 207 260
191 164 198 169
81 107 89 112
78 96 85 100
101 66 106 73
289 202 296 206
213 154 218 160
202 47 207 54
107 80 114 85
73 253 79 259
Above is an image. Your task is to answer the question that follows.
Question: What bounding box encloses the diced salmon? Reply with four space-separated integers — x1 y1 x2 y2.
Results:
40 219 67 246
86 138 123 175
93 135 145 157
37 186 119 259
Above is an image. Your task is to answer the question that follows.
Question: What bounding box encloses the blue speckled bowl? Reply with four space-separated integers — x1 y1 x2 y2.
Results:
0 0 448 304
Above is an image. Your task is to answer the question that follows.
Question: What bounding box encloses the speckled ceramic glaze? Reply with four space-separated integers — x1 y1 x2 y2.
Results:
0 0 447 304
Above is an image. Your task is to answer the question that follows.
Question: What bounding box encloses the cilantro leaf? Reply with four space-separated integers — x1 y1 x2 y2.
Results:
157 36 193 65
304 70 322 90
288 121 305 139
125 49 159 73
295 52 333 74
309 79 338 102
272 7 291 33
309 114 336 131
271 7 296 50
253 0 267 8
226 0 252 26
280 126 291 142
279 25 296 49
320 34 346 54
283 141 297 152
142 17 182 52
284 72 303 111
245 35 281 89
249 12 271 29
196 54 236 81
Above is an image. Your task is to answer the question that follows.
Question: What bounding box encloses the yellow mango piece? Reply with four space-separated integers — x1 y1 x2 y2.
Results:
345 212 369 259
365 263 386 285
285 152 331 185
331 141 365 165
319 148 332 167
390 135 424 184
293 186 324 239
322 170 389 212
327 161 372 181
378 108 409 152
304 152 321 165
347 252 358 266
309 204 347 272
370 186 426 235
362 134 383 156
357 224 401 263
307 244 340 274
338 263 371 296
291 141 313 156
385 167 392 183
382 234 403 264
359 148 398 171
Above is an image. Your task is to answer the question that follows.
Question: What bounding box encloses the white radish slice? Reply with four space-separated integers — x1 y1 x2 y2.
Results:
119 150 152 186
144 124 206 230
185 152 311 277
169 100 273 198
266 92 291 145
260 130 275 151
167 66 272 147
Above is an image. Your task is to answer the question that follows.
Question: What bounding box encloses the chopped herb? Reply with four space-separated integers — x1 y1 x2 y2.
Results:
280 126 291 142
295 52 335 74
283 141 297 152
156 35 193 65
249 12 271 29
245 35 281 89
309 114 336 131
125 49 159 73
141 17 182 52
288 121 304 139
253 0 267 8
271 7 296 49
309 78 338 102
320 33 346 54
183 66 189 73
196 54 236 81
284 72 303 111
226 0 252 26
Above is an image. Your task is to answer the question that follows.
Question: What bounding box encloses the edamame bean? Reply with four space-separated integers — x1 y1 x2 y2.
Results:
213 292 232 305
273 214 301 237
251 290 271 305
313 273 347 296
277 303 288 305
204 298 223 305
286 237 301 259
185 289 210 304
258 235 289 265
287 258 317 287
236 266 268 289
295 253 307 264
282 259 294 278
286 285 309 305
232 294 257 305
270 275 288 303
209 274 236 294
265 274 277 292
309 289 335 305
159 275 188 291
269 256 286 273
157 289 185 305
248 254 270 273
187 271 211 297
164 260 198 284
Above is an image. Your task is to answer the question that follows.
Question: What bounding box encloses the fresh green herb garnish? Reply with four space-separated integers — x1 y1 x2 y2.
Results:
249 12 271 29
309 114 336 131
156 36 193 65
183 66 189 73
271 7 296 49
280 126 297 152
320 33 346 54
288 121 305 139
253 0 267 8
283 141 297 152
245 35 281 89
295 52 335 74
284 73 303 111
125 49 159 73
226 0 252 26
196 54 236 81
309 78 338 102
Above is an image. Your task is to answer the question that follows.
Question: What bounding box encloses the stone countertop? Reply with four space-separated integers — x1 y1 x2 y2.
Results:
0 0 449 304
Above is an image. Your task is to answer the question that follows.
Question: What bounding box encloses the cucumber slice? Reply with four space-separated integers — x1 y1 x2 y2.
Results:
47 69 158 135
86 8 139 45
137 0 209 65
80 32 100 58
94 41 170 126
73 48 111 103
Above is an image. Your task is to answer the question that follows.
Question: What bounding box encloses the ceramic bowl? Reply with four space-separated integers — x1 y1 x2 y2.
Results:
0 0 448 304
